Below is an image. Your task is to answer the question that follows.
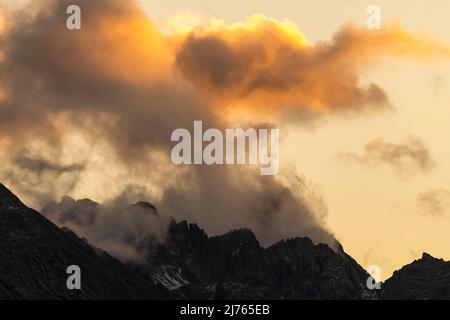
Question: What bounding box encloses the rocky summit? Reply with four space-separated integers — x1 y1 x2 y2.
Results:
382 253 450 299
141 220 373 299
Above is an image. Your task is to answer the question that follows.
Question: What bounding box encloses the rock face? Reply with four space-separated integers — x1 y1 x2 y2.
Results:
0 183 169 299
142 220 373 299
382 253 450 299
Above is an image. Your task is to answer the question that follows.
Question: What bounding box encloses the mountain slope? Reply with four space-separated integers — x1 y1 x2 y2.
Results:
0 183 169 299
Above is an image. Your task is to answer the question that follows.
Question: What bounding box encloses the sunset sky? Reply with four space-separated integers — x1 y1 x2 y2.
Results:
2 0 450 280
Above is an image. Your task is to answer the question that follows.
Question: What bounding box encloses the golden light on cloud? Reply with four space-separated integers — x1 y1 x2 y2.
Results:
1 0 450 178
0 10 5 34
79 3 174 84
4 1 448 121
2 0 450 286
172 16 450 118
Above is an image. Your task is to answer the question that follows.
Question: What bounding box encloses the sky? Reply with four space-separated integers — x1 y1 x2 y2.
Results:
1 0 450 280
145 0 450 280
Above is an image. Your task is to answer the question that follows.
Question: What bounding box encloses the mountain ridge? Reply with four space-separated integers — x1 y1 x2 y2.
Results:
0 183 170 299
0 182 447 300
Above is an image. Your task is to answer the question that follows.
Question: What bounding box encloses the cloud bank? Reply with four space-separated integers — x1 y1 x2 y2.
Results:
0 0 449 255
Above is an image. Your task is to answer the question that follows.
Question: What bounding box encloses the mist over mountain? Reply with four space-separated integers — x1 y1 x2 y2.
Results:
0 182 448 300
0 183 169 299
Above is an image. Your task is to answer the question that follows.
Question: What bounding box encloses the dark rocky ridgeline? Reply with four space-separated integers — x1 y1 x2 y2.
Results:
0 183 170 299
3 181 450 300
141 220 375 299
382 253 450 299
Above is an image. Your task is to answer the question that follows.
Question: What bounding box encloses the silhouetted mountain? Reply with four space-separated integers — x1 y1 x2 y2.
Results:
382 253 450 299
140 220 374 299
0 183 169 299
2 182 450 300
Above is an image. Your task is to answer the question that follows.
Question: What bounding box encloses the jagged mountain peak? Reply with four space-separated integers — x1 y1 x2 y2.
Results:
419 252 444 263
422 252 434 259
210 228 260 249
167 219 208 241
145 219 371 299
382 252 450 299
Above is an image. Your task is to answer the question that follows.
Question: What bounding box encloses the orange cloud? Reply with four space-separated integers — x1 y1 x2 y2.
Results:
1 0 450 249
1 1 450 158
176 18 450 117
4 2 449 123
